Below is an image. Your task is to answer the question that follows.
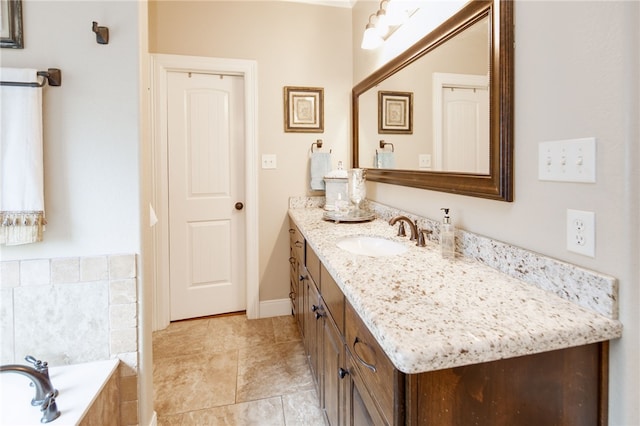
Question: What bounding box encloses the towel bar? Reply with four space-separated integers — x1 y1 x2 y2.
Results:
311 139 331 153
379 140 394 152
0 68 62 87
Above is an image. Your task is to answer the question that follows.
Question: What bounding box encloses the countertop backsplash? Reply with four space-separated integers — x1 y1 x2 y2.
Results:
289 196 618 321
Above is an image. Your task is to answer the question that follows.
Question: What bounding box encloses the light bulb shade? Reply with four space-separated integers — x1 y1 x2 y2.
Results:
361 25 383 50
375 9 389 37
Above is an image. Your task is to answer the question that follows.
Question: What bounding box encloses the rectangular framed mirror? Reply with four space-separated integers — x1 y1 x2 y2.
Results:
352 0 514 201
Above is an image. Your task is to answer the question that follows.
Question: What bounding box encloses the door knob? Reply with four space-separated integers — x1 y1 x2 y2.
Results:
235 202 244 210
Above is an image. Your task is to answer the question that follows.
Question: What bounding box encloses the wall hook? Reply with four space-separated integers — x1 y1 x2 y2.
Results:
92 21 109 44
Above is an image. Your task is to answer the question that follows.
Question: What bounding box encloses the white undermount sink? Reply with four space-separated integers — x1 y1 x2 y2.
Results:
336 236 408 257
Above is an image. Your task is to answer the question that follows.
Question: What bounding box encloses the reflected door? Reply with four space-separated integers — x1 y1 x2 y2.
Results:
442 85 489 173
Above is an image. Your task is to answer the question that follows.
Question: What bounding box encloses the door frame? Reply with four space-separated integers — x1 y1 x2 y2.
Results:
150 54 259 330
432 72 488 171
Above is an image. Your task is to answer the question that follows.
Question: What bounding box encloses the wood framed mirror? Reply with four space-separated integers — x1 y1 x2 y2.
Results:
352 0 513 201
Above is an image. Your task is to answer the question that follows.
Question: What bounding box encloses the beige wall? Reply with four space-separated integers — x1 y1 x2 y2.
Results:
354 1 639 424
149 1 352 302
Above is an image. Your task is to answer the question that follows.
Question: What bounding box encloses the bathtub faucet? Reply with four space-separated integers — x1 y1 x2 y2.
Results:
0 355 60 423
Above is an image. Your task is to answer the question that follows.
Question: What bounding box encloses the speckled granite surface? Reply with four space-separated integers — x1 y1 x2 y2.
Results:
288 199 622 375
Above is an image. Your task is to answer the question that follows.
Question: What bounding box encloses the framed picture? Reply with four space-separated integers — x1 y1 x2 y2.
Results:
378 91 413 134
284 86 324 133
1 0 23 49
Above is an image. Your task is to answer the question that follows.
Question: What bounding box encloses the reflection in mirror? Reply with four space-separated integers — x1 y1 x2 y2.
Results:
360 17 489 174
352 0 513 201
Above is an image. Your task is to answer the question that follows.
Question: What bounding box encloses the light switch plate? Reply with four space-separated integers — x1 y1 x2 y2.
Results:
539 137 596 183
261 154 277 169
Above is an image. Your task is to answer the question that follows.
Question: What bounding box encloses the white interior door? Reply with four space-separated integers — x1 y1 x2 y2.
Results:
432 73 489 173
442 86 489 173
167 71 246 321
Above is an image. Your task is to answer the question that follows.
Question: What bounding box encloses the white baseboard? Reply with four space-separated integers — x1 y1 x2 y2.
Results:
259 298 292 318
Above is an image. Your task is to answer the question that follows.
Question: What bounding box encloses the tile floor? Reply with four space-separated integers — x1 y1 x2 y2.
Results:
153 313 327 425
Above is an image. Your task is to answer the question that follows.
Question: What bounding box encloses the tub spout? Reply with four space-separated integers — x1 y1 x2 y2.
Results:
0 357 60 423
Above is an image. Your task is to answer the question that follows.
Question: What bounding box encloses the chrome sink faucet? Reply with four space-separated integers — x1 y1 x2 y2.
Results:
0 356 60 423
389 215 430 247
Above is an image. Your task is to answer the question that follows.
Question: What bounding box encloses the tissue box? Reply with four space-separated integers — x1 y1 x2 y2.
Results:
324 176 348 211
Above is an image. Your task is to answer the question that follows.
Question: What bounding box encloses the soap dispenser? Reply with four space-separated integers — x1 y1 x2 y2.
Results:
440 208 456 259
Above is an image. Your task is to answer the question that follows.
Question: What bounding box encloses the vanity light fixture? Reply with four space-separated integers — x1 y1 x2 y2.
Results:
361 14 384 50
375 7 389 36
360 0 417 50
384 0 410 25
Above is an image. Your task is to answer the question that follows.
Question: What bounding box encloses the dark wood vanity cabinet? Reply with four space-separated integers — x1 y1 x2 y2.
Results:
288 221 305 335
405 342 607 426
288 218 608 426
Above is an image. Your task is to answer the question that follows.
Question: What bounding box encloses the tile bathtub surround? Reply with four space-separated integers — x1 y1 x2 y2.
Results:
153 314 325 426
0 253 140 426
288 204 622 374
290 196 619 320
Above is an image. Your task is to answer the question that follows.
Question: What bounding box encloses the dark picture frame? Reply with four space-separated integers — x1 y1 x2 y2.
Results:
1 0 23 49
284 86 324 133
378 91 413 134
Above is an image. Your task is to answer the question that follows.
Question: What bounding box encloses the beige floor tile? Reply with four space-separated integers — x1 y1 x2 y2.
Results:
154 350 238 415
203 315 276 353
164 397 286 426
272 315 301 344
153 314 322 424
282 390 327 426
156 412 185 426
236 340 314 403
153 318 211 359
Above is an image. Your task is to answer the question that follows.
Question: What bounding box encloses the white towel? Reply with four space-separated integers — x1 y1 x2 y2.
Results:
375 152 395 169
0 68 46 245
309 152 331 191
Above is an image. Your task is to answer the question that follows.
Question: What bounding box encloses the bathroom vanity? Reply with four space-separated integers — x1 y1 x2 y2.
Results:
288 203 621 426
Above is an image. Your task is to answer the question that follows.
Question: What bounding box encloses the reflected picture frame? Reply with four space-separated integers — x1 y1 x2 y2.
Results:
284 86 324 133
378 91 413 134
1 0 23 49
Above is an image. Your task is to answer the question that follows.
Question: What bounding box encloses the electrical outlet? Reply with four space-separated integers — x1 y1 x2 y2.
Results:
419 154 431 169
566 209 595 257
261 154 277 169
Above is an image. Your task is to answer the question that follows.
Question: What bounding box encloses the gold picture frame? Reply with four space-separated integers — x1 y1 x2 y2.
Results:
378 91 413 134
284 86 324 133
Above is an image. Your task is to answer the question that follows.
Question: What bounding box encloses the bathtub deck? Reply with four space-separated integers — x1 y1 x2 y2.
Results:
0 359 119 426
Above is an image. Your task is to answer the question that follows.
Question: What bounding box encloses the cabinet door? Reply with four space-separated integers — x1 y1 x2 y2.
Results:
289 252 304 335
346 352 387 426
322 313 346 426
295 265 305 336
305 274 322 390
345 301 402 424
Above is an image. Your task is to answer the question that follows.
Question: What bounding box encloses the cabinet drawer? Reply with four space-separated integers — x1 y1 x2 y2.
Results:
320 264 344 335
306 244 321 287
345 301 401 425
289 219 305 263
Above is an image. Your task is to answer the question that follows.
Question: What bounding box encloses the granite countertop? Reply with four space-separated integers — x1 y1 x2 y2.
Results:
289 207 623 375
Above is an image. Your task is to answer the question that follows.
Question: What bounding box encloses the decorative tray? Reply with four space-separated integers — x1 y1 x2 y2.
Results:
323 210 376 223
